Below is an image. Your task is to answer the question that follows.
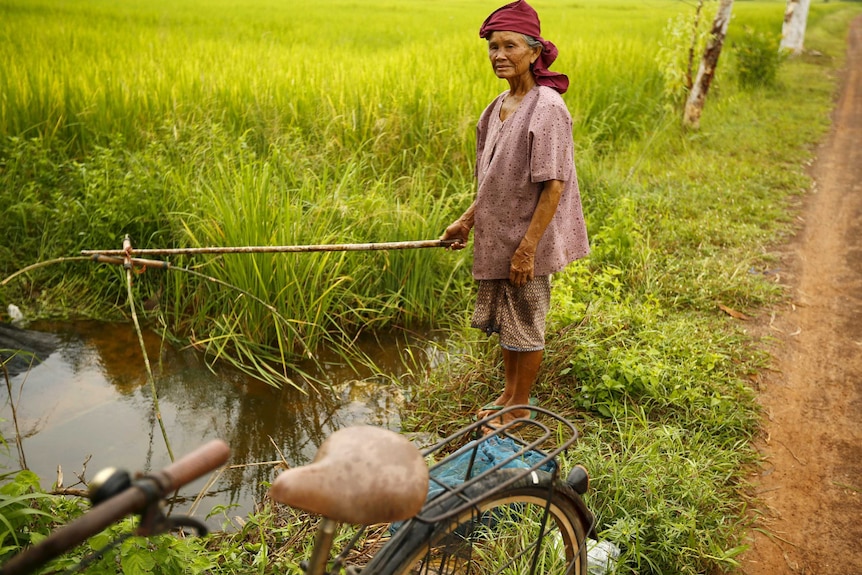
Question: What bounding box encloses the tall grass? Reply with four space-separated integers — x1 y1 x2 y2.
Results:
1 0 699 372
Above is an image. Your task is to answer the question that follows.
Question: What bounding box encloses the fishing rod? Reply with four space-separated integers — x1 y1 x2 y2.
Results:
2 236 459 389
81 238 455 258
2 237 460 466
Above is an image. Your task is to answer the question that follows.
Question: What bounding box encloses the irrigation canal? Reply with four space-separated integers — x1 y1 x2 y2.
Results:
1 321 443 529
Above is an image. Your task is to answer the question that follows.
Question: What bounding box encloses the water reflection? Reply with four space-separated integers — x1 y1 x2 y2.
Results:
0 321 440 528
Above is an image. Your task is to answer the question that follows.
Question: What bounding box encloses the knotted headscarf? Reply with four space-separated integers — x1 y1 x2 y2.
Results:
479 0 569 94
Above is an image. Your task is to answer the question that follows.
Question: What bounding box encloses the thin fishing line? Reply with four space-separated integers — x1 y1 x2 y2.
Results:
126 264 175 463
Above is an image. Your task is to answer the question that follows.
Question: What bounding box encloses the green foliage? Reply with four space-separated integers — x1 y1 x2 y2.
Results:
94 528 217 575
655 11 710 111
565 414 751 575
733 27 786 88
0 470 99 569
0 471 57 553
0 473 220 575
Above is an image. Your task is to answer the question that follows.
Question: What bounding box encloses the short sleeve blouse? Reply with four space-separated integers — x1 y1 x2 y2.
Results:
472 86 590 280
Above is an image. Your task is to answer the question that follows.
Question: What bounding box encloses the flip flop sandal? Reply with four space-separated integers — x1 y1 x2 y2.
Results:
479 403 505 412
479 396 538 412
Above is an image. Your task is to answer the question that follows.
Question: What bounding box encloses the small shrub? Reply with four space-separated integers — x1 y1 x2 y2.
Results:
734 27 785 88
0 470 67 559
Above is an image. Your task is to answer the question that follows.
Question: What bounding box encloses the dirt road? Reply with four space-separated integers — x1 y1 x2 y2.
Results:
740 15 862 575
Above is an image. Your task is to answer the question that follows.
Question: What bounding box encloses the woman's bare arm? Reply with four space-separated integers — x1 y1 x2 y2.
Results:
510 179 563 286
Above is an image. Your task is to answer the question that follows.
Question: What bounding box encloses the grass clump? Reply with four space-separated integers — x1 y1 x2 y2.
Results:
733 27 786 88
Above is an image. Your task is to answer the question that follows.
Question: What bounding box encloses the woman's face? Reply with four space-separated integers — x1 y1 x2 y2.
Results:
487 31 540 82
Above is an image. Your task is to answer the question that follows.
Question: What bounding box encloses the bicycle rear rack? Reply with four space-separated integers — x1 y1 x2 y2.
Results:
412 405 579 524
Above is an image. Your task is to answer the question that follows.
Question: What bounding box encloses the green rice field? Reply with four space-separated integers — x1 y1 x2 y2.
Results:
2 0 509 374
0 0 807 371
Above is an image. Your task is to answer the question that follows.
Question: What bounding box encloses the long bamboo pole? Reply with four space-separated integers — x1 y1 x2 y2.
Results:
81 239 453 257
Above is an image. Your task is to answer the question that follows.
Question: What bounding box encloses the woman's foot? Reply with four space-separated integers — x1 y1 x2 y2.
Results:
481 407 533 434
476 397 537 420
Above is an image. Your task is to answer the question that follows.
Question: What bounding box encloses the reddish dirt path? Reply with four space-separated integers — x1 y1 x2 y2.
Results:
740 16 862 575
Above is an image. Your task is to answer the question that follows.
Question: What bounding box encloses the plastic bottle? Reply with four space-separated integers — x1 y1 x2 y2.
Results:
587 539 621 575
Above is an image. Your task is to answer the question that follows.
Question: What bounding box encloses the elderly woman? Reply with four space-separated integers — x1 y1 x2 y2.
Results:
441 0 589 428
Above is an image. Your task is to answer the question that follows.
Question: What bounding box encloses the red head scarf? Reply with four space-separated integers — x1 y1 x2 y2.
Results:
479 0 569 94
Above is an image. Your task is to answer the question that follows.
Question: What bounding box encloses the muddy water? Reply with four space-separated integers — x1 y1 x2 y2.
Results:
0 321 442 529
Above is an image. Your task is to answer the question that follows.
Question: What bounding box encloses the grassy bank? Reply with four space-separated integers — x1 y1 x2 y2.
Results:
2 0 862 573
404 6 862 575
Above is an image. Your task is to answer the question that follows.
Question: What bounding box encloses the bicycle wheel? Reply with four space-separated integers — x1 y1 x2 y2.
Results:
364 468 592 575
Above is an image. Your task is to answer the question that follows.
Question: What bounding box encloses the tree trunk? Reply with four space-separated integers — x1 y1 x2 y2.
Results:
685 0 706 90
683 0 734 129
780 0 811 55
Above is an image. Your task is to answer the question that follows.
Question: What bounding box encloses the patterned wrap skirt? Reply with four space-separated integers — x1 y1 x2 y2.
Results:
471 276 551 352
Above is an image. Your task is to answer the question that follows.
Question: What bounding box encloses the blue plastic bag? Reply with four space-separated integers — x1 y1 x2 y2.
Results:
426 435 556 500
390 435 555 532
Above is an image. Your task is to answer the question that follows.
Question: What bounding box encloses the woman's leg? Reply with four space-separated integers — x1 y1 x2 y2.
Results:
477 348 543 420
505 348 542 407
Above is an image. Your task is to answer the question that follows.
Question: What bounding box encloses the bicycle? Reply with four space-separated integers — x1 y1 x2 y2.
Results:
2 405 595 575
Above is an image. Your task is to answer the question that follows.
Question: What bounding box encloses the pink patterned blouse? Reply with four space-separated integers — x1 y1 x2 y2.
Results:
472 85 589 280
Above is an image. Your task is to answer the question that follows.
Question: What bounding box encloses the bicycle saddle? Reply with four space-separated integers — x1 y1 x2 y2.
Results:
269 425 429 525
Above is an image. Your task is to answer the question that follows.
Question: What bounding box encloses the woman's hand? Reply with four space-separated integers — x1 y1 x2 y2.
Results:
510 241 536 287
441 202 477 250
440 219 471 250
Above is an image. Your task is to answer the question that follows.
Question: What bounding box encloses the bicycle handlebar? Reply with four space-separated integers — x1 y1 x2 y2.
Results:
1 440 230 575
158 440 231 492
